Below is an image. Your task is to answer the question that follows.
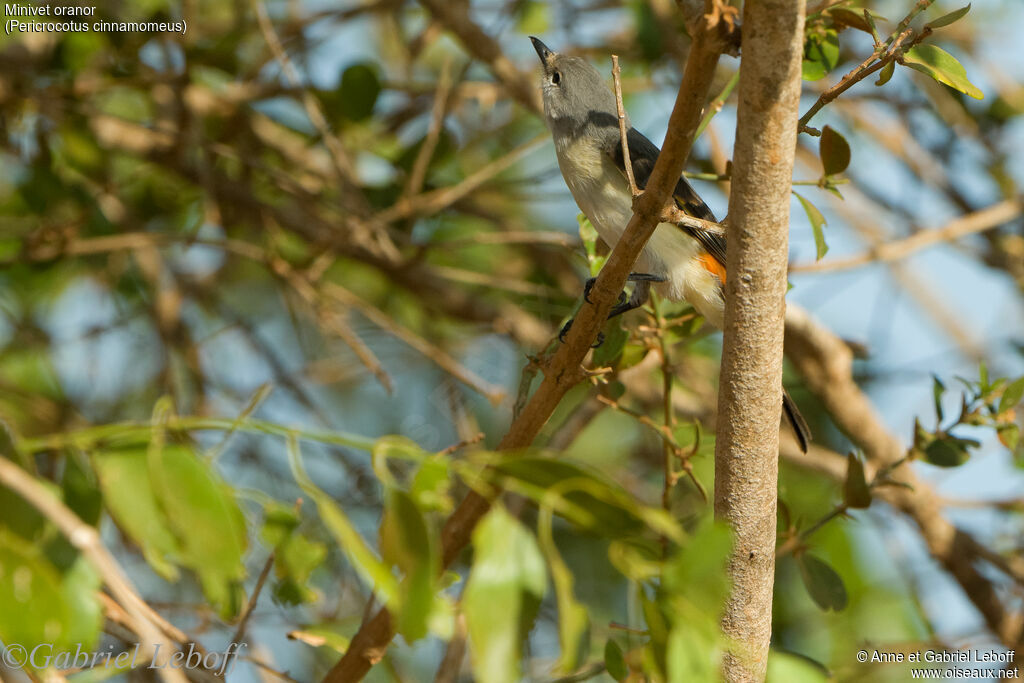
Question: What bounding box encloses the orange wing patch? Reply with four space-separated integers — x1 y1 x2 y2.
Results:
697 252 727 285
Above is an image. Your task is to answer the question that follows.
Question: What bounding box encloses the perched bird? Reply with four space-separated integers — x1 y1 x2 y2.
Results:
530 36 811 452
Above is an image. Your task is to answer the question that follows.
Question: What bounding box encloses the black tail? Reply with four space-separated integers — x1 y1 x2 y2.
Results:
782 388 811 453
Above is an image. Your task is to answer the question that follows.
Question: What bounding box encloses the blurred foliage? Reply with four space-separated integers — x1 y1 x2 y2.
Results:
0 0 1021 681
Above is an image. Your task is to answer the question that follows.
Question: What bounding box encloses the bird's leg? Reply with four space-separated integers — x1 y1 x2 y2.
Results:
583 272 665 303
560 273 666 344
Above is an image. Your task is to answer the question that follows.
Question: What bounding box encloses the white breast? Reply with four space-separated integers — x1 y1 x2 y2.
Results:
553 136 725 327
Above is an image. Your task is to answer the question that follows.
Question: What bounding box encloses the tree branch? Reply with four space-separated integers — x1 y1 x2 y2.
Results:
323 4 729 680
714 0 806 680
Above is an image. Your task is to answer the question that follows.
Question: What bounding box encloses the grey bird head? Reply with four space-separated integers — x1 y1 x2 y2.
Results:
529 37 623 137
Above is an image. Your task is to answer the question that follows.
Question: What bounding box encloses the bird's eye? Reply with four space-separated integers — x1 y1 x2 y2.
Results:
551 71 561 85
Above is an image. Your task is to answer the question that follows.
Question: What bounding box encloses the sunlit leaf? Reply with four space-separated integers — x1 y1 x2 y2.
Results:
802 59 828 82
997 423 1020 451
828 8 872 33
876 60 896 86
288 438 401 607
380 489 437 642
902 45 983 100
0 531 70 651
663 519 732 614
517 0 549 34
794 191 828 260
766 650 831 683
925 4 970 30
150 444 248 619
94 448 181 581
464 507 547 683
409 455 453 513
538 494 589 673
260 504 327 605
287 627 351 654
932 375 947 423
998 376 1024 414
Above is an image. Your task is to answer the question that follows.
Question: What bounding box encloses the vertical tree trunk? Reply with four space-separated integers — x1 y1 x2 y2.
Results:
714 0 806 681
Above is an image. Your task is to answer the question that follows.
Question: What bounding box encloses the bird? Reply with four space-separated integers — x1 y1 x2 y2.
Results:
529 36 811 453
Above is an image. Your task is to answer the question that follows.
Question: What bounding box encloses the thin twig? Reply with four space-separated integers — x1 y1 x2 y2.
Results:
323 282 507 405
231 553 276 646
798 16 927 134
404 57 456 199
611 55 638 196
379 134 548 222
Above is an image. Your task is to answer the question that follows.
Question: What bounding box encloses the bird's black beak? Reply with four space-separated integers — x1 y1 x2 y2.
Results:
529 36 553 65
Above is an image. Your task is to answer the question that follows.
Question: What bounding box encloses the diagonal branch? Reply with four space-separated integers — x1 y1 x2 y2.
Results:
323 4 731 681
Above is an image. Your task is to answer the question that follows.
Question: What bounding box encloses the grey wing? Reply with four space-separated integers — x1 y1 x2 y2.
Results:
610 127 728 268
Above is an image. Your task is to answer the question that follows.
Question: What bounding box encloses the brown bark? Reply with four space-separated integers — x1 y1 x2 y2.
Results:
714 0 806 681
323 6 729 681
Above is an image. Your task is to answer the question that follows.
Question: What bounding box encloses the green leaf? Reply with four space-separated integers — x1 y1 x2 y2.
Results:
58 556 103 649
260 504 327 605
150 444 247 618
287 626 351 654
464 507 547 683
843 453 872 509
932 375 946 422
409 455 453 513
516 0 549 34
809 29 840 71
802 59 828 82
61 454 102 529
798 554 848 611
998 376 1024 414
923 437 969 467
0 530 70 652
339 63 381 121
819 125 851 176
94 448 181 581
537 497 588 673
638 586 669 678
794 191 828 260
578 213 606 276
288 437 401 607
663 519 732 613
902 45 983 100
876 60 896 86
828 8 872 33
379 489 437 642
766 650 831 683
925 4 970 30
485 456 679 541
997 423 1020 452
605 639 628 682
